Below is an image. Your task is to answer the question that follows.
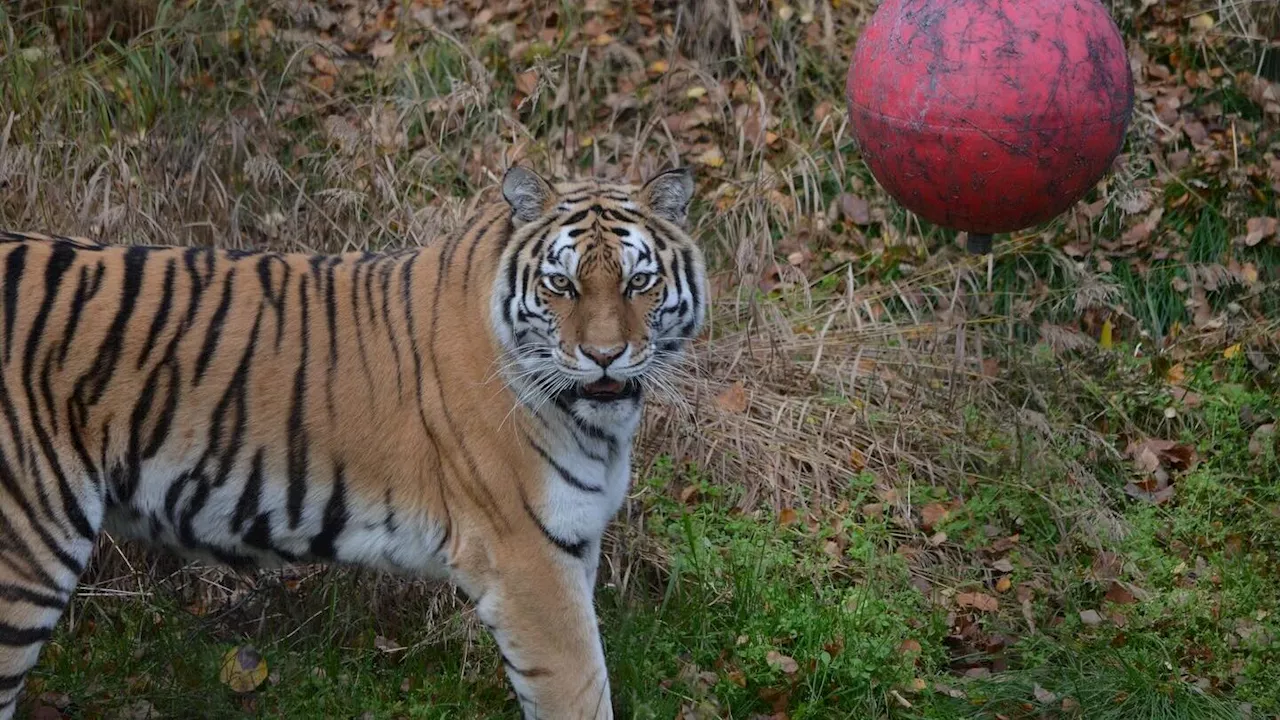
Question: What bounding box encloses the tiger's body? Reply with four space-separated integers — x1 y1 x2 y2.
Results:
0 167 706 719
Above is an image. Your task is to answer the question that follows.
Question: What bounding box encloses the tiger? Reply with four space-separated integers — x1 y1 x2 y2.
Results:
0 165 706 719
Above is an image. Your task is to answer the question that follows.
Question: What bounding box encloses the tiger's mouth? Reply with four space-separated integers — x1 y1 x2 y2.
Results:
575 378 641 402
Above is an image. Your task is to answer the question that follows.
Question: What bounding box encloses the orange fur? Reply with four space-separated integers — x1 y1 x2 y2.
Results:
0 166 705 718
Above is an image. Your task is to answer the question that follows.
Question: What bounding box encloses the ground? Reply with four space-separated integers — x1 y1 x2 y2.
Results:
1 0 1279 718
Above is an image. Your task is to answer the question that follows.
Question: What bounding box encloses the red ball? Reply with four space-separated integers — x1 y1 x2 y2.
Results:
845 0 1134 235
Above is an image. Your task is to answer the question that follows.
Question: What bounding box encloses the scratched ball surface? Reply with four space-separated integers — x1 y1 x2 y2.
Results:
845 0 1134 235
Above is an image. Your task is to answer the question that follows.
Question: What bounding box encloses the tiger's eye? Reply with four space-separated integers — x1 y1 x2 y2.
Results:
546 274 572 292
628 273 653 291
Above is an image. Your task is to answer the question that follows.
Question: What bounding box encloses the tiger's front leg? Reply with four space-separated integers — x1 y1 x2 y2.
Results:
466 542 613 720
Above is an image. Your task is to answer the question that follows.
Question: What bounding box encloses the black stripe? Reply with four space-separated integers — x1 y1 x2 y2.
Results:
73 245 149 410
38 347 59 435
57 263 102 367
136 257 176 369
259 254 290 352
0 428 86 576
382 488 397 534
378 258 404 398
500 650 551 678
528 437 602 493
611 207 641 223
139 360 179 460
564 209 589 225
321 256 339 416
0 621 51 647
347 255 378 394
181 247 215 328
243 512 276 555
231 448 265 534
0 583 64 610
2 245 28 363
400 253 432 435
21 243 76 441
0 507 63 588
286 274 311 528
193 266 237 385
204 308 263 490
679 247 700 317
521 495 587 559
462 215 504 293
643 224 668 251
120 354 176 503
0 672 26 692
501 251 520 329
309 462 348 559
363 253 378 324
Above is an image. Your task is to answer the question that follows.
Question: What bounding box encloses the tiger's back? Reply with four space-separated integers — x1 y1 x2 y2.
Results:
0 166 705 719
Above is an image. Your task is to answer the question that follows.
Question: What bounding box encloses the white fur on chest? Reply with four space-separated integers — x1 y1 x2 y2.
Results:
536 402 640 546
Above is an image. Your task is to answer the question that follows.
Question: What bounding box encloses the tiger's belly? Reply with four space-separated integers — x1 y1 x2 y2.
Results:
101 458 451 580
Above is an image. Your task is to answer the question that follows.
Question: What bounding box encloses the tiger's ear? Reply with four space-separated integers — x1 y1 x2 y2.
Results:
639 167 694 226
502 166 556 223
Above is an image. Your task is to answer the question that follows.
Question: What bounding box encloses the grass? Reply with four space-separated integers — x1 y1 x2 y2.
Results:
3 0 1280 718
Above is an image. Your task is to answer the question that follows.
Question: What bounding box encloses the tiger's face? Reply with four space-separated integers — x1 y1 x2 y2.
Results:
491 167 706 410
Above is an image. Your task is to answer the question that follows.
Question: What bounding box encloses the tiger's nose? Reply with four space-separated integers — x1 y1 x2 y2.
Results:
581 344 625 369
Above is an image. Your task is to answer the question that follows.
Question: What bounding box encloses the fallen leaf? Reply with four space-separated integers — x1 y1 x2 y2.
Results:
1100 319 1113 350
1189 13 1215 32
219 645 268 693
309 74 336 94
1224 343 1242 359
648 59 668 74
898 639 922 655
715 381 748 413
1033 683 1057 704
849 448 866 470
837 194 871 225
1079 609 1103 626
369 40 396 60
515 71 538 96
920 503 949 531
1106 581 1137 605
779 508 798 525
116 700 158 720
995 577 1012 593
1244 217 1278 246
1249 424 1275 457
310 53 338 76
29 705 65 720
374 635 405 653
694 147 725 168
956 592 999 613
765 650 799 674
686 86 707 100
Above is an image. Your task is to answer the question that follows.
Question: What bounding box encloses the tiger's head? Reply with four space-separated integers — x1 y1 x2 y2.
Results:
491 166 707 413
